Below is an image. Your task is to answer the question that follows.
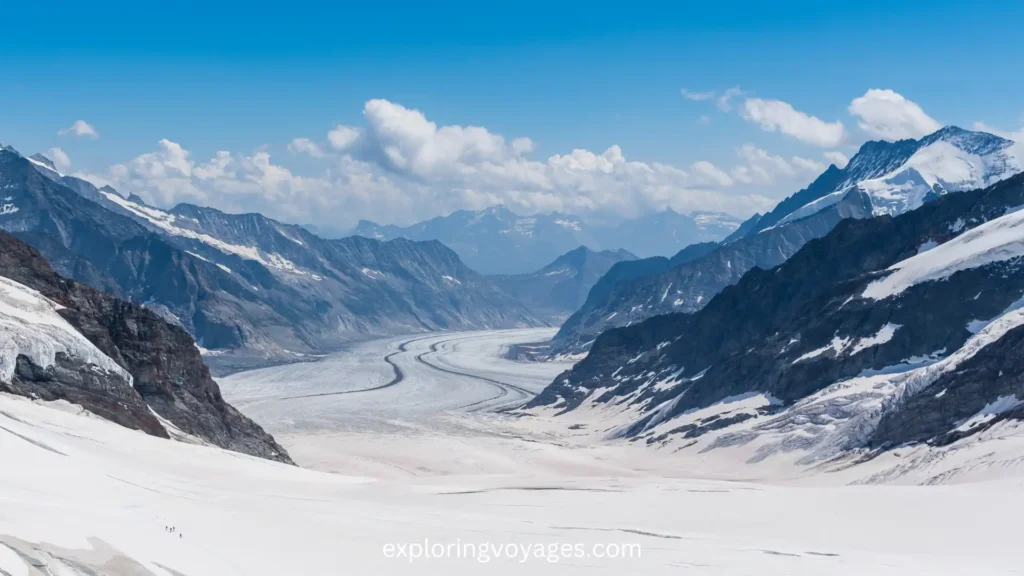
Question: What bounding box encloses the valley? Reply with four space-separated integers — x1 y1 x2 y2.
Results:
3 328 1024 575
3 14 1024 573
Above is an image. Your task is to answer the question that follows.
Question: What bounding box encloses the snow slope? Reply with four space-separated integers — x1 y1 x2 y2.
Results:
863 206 1024 299
99 190 307 276
860 136 1023 216
777 127 1021 226
7 329 1024 574
0 275 130 384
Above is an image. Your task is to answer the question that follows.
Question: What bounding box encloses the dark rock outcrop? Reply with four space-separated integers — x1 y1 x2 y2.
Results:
0 230 292 463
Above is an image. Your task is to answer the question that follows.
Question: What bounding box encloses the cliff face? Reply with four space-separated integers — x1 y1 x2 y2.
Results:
0 230 292 464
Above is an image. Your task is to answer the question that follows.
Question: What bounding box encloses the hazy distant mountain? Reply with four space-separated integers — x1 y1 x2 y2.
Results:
353 206 597 274
353 206 741 274
489 246 637 321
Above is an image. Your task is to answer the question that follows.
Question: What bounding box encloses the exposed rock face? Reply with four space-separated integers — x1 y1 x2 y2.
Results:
490 247 637 322
0 230 292 463
532 174 1024 460
3 353 167 439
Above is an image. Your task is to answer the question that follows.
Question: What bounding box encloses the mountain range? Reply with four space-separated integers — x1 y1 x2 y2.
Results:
547 126 1023 357
353 205 742 274
530 170 1024 466
0 147 541 372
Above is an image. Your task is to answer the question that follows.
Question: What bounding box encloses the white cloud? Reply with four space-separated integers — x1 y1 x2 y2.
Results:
89 100 787 229
680 86 743 112
690 160 734 186
717 87 743 112
288 138 326 158
511 137 534 154
681 88 716 101
327 125 361 151
823 151 850 168
58 120 99 139
973 121 1024 142
742 98 845 147
731 144 825 185
848 89 942 141
46 147 71 171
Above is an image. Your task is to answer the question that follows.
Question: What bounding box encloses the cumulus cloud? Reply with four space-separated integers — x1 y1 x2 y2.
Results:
848 89 942 141
288 138 326 158
58 120 99 139
87 100 793 228
742 98 845 147
823 151 850 168
46 147 71 171
730 144 825 185
690 160 734 186
327 125 361 151
82 139 348 225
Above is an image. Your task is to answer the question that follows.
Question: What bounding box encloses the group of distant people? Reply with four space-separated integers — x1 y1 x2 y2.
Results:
165 525 182 538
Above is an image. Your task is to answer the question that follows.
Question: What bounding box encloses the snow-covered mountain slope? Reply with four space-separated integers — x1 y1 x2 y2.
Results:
0 275 129 384
489 247 637 321
531 173 1024 468
546 127 1020 358
773 127 1021 228
355 205 740 274
8 390 1024 576
0 229 291 462
858 128 1021 216
4 149 541 371
548 191 873 357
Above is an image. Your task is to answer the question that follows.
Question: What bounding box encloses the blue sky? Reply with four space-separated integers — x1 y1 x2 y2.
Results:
2 0 1022 228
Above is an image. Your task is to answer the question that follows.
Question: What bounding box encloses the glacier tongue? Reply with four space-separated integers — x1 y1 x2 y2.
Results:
0 275 131 384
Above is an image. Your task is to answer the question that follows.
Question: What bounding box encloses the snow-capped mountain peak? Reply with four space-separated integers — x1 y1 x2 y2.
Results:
858 127 1020 216
767 127 1021 230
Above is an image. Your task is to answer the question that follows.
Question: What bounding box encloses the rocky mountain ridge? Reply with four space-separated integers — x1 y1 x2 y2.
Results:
548 126 1021 357
1 148 541 372
530 172 1024 466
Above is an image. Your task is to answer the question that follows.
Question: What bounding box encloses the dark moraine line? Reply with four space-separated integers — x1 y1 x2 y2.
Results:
281 336 432 400
414 338 536 410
